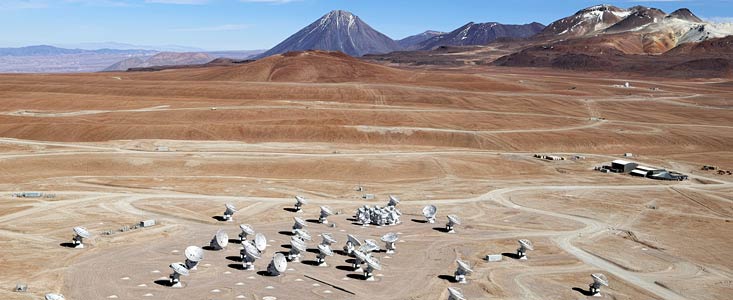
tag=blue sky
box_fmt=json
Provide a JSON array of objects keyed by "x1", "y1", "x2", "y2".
[{"x1": 1, "y1": 0, "x2": 731, "y2": 50}]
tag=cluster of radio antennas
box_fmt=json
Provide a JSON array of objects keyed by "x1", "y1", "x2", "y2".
[
  {"x1": 72, "y1": 226, "x2": 91, "y2": 249},
  {"x1": 240, "y1": 233, "x2": 267, "y2": 270},
  {"x1": 446, "y1": 215, "x2": 461, "y2": 233},
  {"x1": 381, "y1": 232, "x2": 399, "y2": 254},
  {"x1": 288, "y1": 236, "x2": 307, "y2": 262},
  {"x1": 454, "y1": 259, "x2": 473, "y2": 284},
  {"x1": 45, "y1": 293, "x2": 65, "y2": 300},
  {"x1": 319, "y1": 206, "x2": 334, "y2": 224},
  {"x1": 423, "y1": 205, "x2": 438, "y2": 223},
  {"x1": 517, "y1": 239, "x2": 534, "y2": 260},
  {"x1": 267, "y1": 253, "x2": 288, "y2": 276},
  {"x1": 294, "y1": 195, "x2": 307, "y2": 212},
  {"x1": 222, "y1": 203, "x2": 238, "y2": 222},
  {"x1": 209, "y1": 229, "x2": 229, "y2": 250},
  {"x1": 354, "y1": 203, "x2": 402, "y2": 226},
  {"x1": 350, "y1": 239, "x2": 380, "y2": 273},
  {"x1": 448, "y1": 287, "x2": 466, "y2": 300},
  {"x1": 589, "y1": 273, "x2": 609, "y2": 297}
]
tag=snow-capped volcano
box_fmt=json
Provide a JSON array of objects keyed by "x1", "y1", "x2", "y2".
[{"x1": 258, "y1": 10, "x2": 401, "y2": 58}]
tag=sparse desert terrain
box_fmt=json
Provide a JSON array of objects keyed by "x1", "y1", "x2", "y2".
[{"x1": 0, "y1": 52, "x2": 731, "y2": 300}]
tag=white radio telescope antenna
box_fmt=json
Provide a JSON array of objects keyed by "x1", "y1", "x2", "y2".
[
  {"x1": 454, "y1": 259, "x2": 473, "y2": 284},
  {"x1": 422, "y1": 205, "x2": 437, "y2": 223},
  {"x1": 343, "y1": 234, "x2": 361, "y2": 255},
  {"x1": 362, "y1": 255, "x2": 382, "y2": 281},
  {"x1": 446, "y1": 215, "x2": 461, "y2": 233},
  {"x1": 316, "y1": 243, "x2": 334, "y2": 267},
  {"x1": 184, "y1": 246, "x2": 204, "y2": 270},
  {"x1": 209, "y1": 229, "x2": 229, "y2": 250},
  {"x1": 72, "y1": 226, "x2": 91, "y2": 249},
  {"x1": 517, "y1": 239, "x2": 534, "y2": 260},
  {"x1": 589, "y1": 273, "x2": 609, "y2": 296},
  {"x1": 222, "y1": 203, "x2": 237, "y2": 222},
  {"x1": 448, "y1": 287, "x2": 466, "y2": 300},
  {"x1": 239, "y1": 224, "x2": 255, "y2": 242},
  {"x1": 267, "y1": 253, "x2": 287, "y2": 276},
  {"x1": 294, "y1": 196, "x2": 307, "y2": 212},
  {"x1": 352, "y1": 249, "x2": 368, "y2": 270},
  {"x1": 288, "y1": 237, "x2": 306, "y2": 262},
  {"x1": 293, "y1": 228, "x2": 312, "y2": 242},
  {"x1": 360, "y1": 239, "x2": 380, "y2": 254},
  {"x1": 45, "y1": 294, "x2": 65, "y2": 300},
  {"x1": 381, "y1": 233, "x2": 399, "y2": 254},
  {"x1": 254, "y1": 233, "x2": 267, "y2": 252},
  {"x1": 241, "y1": 241, "x2": 261, "y2": 270},
  {"x1": 319, "y1": 206, "x2": 334, "y2": 224},
  {"x1": 321, "y1": 232, "x2": 337, "y2": 246},
  {"x1": 292, "y1": 217, "x2": 307, "y2": 233},
  {"x1": 387, "y1": 195, "x2": 400, "y2": 207},
  {"x1": 169, "y1": 262, "x2": 189, "y2": 288}
]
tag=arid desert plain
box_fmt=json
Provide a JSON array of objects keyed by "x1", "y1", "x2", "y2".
[{"x1": 0, "y1": 52, "x2": 731, "y2": 300}]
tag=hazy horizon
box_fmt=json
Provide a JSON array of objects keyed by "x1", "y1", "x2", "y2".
[{"x1": 1, "y1": 0, "x2": 732, "y2": 51}]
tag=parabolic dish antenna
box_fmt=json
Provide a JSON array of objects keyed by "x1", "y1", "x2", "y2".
[
  {"x1": 185, "y1": 246, "x2": 204, "y2": 262},
  {"x1": 73, "y1": 226, "x2": 91, "y2": 238},
  {"x1": 295, "y1": 196, "x2": 307, "y2": 205},
  {"x1": 294, "y1": 217, "x2": 307, "y2": 227},
  {"x1": 239, "y1": 224, "x2": 255, "y2": 235},
  {"x1": 215, "y1": 230, "x2": 229, "y2": 248},
  {"x1": 457, "y1": 259, "x2": 473, "y2": 273},
  {"x1": 243, "y1": 241, "x2": 262, "y2": 259},
  {"x1": 353, "y1": 249, "x2": 368, "y2": 262},
  {"x1": 364, "y1": 255, "x2": 382, "y2": 271},
  {"x1": 45, "y1": 294, "x2": 65, "y2": 300},
  {"x1": 321, "y1": 233, "x2": 336, "y2": 245},
  {"x1": 381, "y1": 232, "x2": 399, "y2": 243},
  {"x1": 347, "y1": 234, "x2": 362, "y2": 247},
  {"x1": 388, "y1": 195, "x2": 400, "y2": 206},
  {"x1": 225, "y1": 203, "x2": 238, "y2": 213},
  {"x1": 291, "y1": 237, "x2": 307, "y2": 252},
  {"x1": 254, "y1": 233, "x2": 267, "y2": 252},
  {"x1": 362, "y1": 239, "x2": 379, "y2": 252},
  {"x1": 170, "y1": 262, "x2": 190, "y2": 276},
  {"x1": 320, "y1": 206, "x2": 334, "y2": 216},
  {"x1": 273, "y1": 253, "x2": 287, "y2": 272},
  {"x1": 592, "y1": 273, "x2": 609, "y2": 286},
  {"x1": 448, "y1": 287, "x2": 466, "y2": 300},
  {"x1": 318, "y1": 244, "x2": 334, "y2": 256},
  {"x1": 422, "y1": 205, "x2": 437, "y2": 218},
  {"x1": 519, "y1": 239, "x2": 534, "y2": 251},
  {"x1": 294, "y1": 229, "x2": 312, "y2": 241},
  {"x1": 447, "y1": 215, "x2": 461, "y2": 225}
]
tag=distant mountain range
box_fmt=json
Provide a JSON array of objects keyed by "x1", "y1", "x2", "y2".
[
  {"x1": 414, "y1": 22, "x2": 545, "y2": 50},
  {"x1": 0, "y1": 45, "x2": 155, "y2": 56},
  {"x1": 53, "y1": 42, "x2": 206, "y2": 52},
  {"x1": 259, "y1": 10, "x2": 548, "y2": 57},
  {"x1": 104, "y1": 52, "x2": 215, "y2": 71}
]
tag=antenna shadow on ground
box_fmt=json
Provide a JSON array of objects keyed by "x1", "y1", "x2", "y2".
[
  {"x1": 432, "y1": 227, "x2": 449, "y2": 233},
  {"x1": 335, "y1": 265, "x2": 354, "y2": 271},
  {"x1": 437, "y1": 275, "x2": 456, "y2": 282},
  {"x1": 211, "y1": 216, "x2": 227, "y2": 222},
  {"x1": 228, "y1": 238, "x2": 241, "y2": 244},
  {"x1": 572, "y1": 287, "x2": 596, "y2": 296},
  {"x1": 228, "y1": 263, "x2": 246, "y2": 270},
  {"x1": 411, "y1": 218, "x2": 428, "y2": 223},
  {"x1": 202, "y1": 245, "x2": 218, "y2": 251},
  {"x1": 305, "y1": 219, "x2": 320, "y2": 224},
  {"x1": 346, "y1": 273, "x2": 368, "y2": 280},
  {"x1": 59, "y1": 242, "x2": 77, "y2": 248},
  {"x1": 301, "y1": 260, "x2": 321, "y2": 266},
  {"x1": 282, "y1": 208, "x2": 298, "y2": 213},
  {"x1": 278, "y1": 231, "x2": 294, "y2": 236},
  {"x1": 225, "y1": 256, "x2": 241, "y2": 262},
  {"x1": 153, "y1": 279, "x2": 172, "y2": 287},
  {"x1": 502, "y1": 252, "x2": 522, "y2": 259}
]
